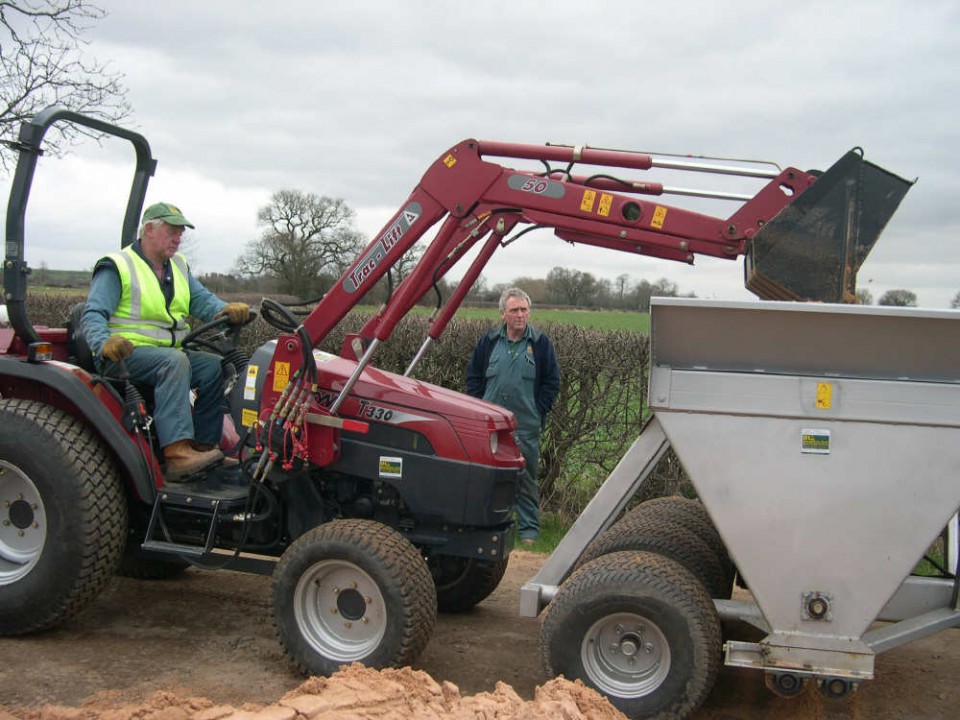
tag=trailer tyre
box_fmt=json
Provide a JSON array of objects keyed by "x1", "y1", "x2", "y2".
[
  {"x1": 272, "y1": 519, "x2": 436, "y2": 676},
  {"x1": 0, "y1": 399, "x2": 127, "y2": 634},
  {"x1": 624, "y1": 497, "x2": 736, "y2": 595},
  {"x1": 578, "y1": 514, "x2": 731, "y2": 599},
  {"x1": 542, "y1": 550, "x2": 721, "y2": 720},
  {"x1": 432, "y1": 555, "x2": 508, "y2": 612}
]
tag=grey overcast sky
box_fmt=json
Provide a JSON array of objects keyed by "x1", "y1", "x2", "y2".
[{"x1": 4, "y1": 0, "x2": 959, "y2": 306}]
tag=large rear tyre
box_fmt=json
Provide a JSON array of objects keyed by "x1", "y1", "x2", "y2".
[
  {"x1": 578, "y1": 514, "x2": 730, "y2": 599},
  {"x1": 432, "y1": 554, "x2": 508, "y2": 613},
  {"x1": 542, "y1": 550, "x2": 721, "y2": 720},
  {"x1": 0, "y1": 399, "x2": 127, "y2": 634},
  {"x1": 272, "y1": 519, "x2": 436, "y2": 676}
]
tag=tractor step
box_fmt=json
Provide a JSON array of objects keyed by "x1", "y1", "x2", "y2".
[{"x1": 142, "y1": 473, "x2": 251, "y2": 558}]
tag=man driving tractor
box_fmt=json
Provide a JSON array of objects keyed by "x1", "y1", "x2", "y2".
[{"x1": 82, "y1": 202, "x2": 250, "y2": 480}]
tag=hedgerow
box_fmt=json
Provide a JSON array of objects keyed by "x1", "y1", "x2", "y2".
[{"x1": 25, "y1": 292, "x2": 693, "y2": 516}]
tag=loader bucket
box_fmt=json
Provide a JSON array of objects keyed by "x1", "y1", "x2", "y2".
[{"x1": 744, "y1": 149, "x2": 913, "y2": 303}]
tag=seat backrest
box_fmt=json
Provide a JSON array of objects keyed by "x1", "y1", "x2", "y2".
[{"x1": 67, "y1": 301, "x2": 97, "y2": 373}]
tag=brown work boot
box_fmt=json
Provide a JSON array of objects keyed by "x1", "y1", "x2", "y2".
[
  {"x1": 163, "y1": 439, "x2": 223, "y2": 481},
  {"x1": 192, "y1": 441, "x2": 239, "y2": 466}
]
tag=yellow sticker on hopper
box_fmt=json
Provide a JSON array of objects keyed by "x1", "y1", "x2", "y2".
[{"x1": 816, "y1": 382, "x2": 832, "y2": 409}]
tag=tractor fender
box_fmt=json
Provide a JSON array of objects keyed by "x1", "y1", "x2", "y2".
[{"x1": 0, "y1": 359, "x2": 156, "y2": 503}]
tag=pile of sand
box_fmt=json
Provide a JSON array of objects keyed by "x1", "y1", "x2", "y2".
[{"x1": 0, "y1": 664, "x2": 627, "y2": 720}]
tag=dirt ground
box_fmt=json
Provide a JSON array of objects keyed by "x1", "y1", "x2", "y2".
[{"x1": 0, "y1": 550, "x2": 955, "y2": 719}]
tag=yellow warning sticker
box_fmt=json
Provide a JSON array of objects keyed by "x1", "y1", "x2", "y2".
[
  {"x1": 598, "y1": 193, "x2": 613, "y2": 217},
  {"x1": 243, "y1": 364, "x2": 259, "y2": 401},
  {"x1": 816, "y1": 382, "x2": 832, "y2": 409},
  {"x1": 272, "y1": 361, "x2": 290, "y2": 393},
  {"x1": 443, "y1": 154, "x2": 457, "y2": 168},
  {"x1": 652, "y1": 205, "x2": 668, "y2": 229},
  {"x1": 580, "y1": 189, "x2": 597, "y2": 212},
  {"x1": 241, "y1": 407, "x2": 259, "y2": 428}
]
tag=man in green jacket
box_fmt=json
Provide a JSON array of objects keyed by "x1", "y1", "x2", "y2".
[{"x1": 466, "y1": 287, "x2": 561, "y2": 545}]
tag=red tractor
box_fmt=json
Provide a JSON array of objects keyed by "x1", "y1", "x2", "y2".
[{"x1": 0, "y1": 107, "x2": 910, "y2": 676}]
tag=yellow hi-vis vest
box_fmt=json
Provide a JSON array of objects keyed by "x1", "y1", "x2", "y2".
[{"x1": 106, "y1": 247, "x2": 191, "y2": 348}]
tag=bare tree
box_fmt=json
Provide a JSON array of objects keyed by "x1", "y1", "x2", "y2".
[
  {"x1": 878, "y1": 289, "x2": 917, "y2": 307},
  {"x1": 632, "y1": 277, "x2": 688, "y2": 312},
  {"x1": 951, "y1": 291, "x2": 960, "y2": 309},
  {"x1": 614, "y1": 273, "x2": 631, "y2": 308},
  {"x1": 234, "y1": 190, "x2": 364, "y2": 299},
  {"x1": 0, "y1": 0, "x2": 130, "y2": 171},
  {"x1": 546, "y1": 266, "x2": 597, "y2": 306}
]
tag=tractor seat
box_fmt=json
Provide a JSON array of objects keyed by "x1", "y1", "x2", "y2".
[
  {"x1": 66, "y1": 302, "x2": 97, "y2": 374},
  {"x1": 66, "y1": 302, "x2": 155, "y2": 405}
]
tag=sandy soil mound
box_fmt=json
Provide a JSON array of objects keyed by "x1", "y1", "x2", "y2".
[{"x1": 0, "y1": 664, "x2": 626, "y2": 720}]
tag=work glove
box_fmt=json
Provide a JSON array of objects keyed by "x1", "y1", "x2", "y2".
[
  {"x1": 216, "y1": 302, "x2": 250, "y2": 325},
  {"x1": 102, "y1": 336, "x2": 135, "y2": 362}
]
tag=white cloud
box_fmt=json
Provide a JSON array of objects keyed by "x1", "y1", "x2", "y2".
[{"x1": 2, "y1": 0, "x2": 958, "y2": 308}]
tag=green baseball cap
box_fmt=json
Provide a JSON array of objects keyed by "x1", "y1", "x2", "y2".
[{"x1": 141, "y1": 202, "x2": 195, "y2": 228}]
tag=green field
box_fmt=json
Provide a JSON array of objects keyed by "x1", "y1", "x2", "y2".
[{"x1": 371, "y1": 305, "x2": 651, "y2": 333}]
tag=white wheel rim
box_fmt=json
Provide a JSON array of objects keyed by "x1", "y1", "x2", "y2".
[
  {"x1": 581, "y1": 611, "x2": 671, "y2": 698},
  {"x1": 293, "y1": 558, "x2": 387, "y2": 662},
  {"x1": 0, "y1": 460, "x2": 46, "y2": 584}
]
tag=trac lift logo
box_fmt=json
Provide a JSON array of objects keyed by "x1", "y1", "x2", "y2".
[{"x1": 343, "y1": 203, "x2": 421, "y2": 293}]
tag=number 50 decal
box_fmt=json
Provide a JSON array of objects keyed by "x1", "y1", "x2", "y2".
[{"x1": 507, "y1": 174, "x2": 566, "y2": 199}]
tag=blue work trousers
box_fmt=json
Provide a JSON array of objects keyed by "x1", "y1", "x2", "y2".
[
  {"x1": 516, "y1": 429, "x2": 541, "y2": 541},
  {"x1": 100, "y1": 346, "x2": 224, "y2": 449}
]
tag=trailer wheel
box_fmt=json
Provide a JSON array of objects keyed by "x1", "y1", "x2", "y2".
[
  {"x1": 624, "y1": 497, "x2": 736, "y2": 596},
  {"x1": 432, "y1": 554, "x2": 508, "y2": 612},
  {"x1": 272, "y1": 519, "x2": 436, "y2": 676},
  {"x1": 578, "y1": 514, "x2": 730, "y2": 598},
  {"x1": 542, "y1": 550, "x2": 721, "y2": 720},
  {"x1": 0, "y1": 399, "x2": 127, "y2": 634}
]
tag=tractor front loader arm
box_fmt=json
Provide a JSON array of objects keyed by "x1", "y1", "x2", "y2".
[
  {"x1": 261, "y1": 138, "x2": 911, "y2": 470},
  {"x1": 300, "y1": 139, "x2": 911, "y2": 353}
]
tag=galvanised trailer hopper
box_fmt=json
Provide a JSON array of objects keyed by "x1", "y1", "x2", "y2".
[{"x1": 524, "y1": 298, "x2": 960, "y2": 719}]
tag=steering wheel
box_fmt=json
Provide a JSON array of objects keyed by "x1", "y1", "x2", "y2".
[{"x1": 181, "y1": 308, "x2": 258, "y2": 356}]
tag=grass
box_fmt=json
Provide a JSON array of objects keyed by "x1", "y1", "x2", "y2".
[
  {"x1": 515, "y1": 511, "x2": 571, "y2": 554},
  {"x1": 913, "y1": 537, "x2": 952, "y2": 577},
  {"x1": 465, "y1": 307, "x2": 649, "y2": 333},
  {"x1": 26, "y1": 286, "x2": 87, "y2": 297},
  {"x1": 361, "y1": 305, "x2": 650, "y2": 333}
]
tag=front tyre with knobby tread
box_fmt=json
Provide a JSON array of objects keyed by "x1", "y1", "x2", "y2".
[
  {"x1": 272, "y1": 519, "x2": 436, "y2": 677},
  {"x1": 0, "y1": 399, "x2": 127, "y2": 634},
  {"x1": 542, "y1": 550, "x2": 721, "y2": 720}
]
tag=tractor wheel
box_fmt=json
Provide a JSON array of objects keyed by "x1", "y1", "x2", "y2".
[
  {"x1": 578, "y1": 514, "x2": 731, "y2": 599},
  {"x1": 542, "y1": 550, "x2": 721, "y2": 720},
  {"x1": 0, "y1": 399, "x2": 127, "y2": 634},
  {"x1": 432, "y1": 554, "x2": 508, "y2": 613},
  {"x1": 624, "y1": 497, "x2": 736, "y2": 595},
  {"x1": 272, "y1": 519, "x2": 436, "y2": 676}
]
